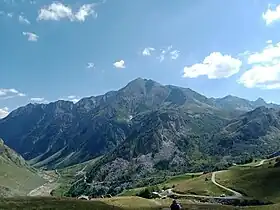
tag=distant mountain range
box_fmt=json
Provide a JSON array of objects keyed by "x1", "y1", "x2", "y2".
[{"x1": 1, "y1": 78, "x2": 280, "y2": 197}]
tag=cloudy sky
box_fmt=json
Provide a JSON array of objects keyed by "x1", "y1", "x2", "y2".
[{"x1": 1, "y1": 0, "x2": 280, "y2": 118}]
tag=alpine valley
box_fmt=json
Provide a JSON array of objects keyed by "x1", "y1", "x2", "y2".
[{"x1": 1, "y1": 78, "x2": 280, "y2": 197}]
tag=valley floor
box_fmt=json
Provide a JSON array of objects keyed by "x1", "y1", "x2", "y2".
[{"x1": 2, "y1": 157, "x2": 279, "y2": 210}]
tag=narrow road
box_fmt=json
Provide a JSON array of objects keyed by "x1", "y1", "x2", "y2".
[
  {"x1": 211, "y1": 171, "x2": 243, "y2": 198},
  {"x1": 255, "y1": 160, "x2": 265, "y2": 167},
  {"x1": 163, "y1": 171, "x2": 244, "y2": 200}
]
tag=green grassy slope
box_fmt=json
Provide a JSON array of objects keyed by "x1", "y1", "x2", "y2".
[
  {"x1": 120, "y1": 172, "x2": 230, "y2": 197},
  {"x1": 0, "y1": 196, "x2": 238, "y2": 210},
  {"x1": 0, "y1": 139, "x2": 45, "y2": 196},
  {"x1": 119, "y1": 173, "x2": 202, "y2": 196},
  {"x1": 216, "y1": 158, "x2": 280, "y2": 202},
  {"x1": 172, "y1": 173, "x2": 232, "y2": 196},
  {"x1": 1, "y1": 196, "x2": 280, "y2": 210}
]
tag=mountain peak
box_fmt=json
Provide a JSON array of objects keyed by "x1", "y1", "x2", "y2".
[
  {"x1": 121, "y1": 78, "x2": 162, "y2": 94},
  {"x1": 255, "y1": 97, "x2": 266, "y2": 103},
  {"x1": 127, "y1": 77, "x2": 160, "y2": 86},
  {"x1": 222, "y1": 95, "x2": 242, "y2": 100}
]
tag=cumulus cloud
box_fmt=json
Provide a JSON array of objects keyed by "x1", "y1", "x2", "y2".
[
  {"x1": 263, "y1": 4, "x2": 280, "y2": 25},
  {"x1": 0, "y1": 107, "x2": 9, "y2": 119},
  {"x1": 0, "y1": 88, "x2": 26, "y2": 99},
  {"x1": 37, "y1": 2, "x2": 97, "y2": 22},
  {"x1": 239, "y1": 42, "x2": 280, "y2": 89},
  {"x1": 183, "y1": 52, "x2": 242, "y2": 79},
  {"x1": 142, "y1": 47, "x2": 155, "y2": 56},
  {"x1": 113, "y1": 60, "x2": 125, "y2": 69},
  {"x1": 22, "y1": 32, "x2": 39, "y2": 41},
  {"x1": 19, "y1": 15, "x2": 31, "y2": 24},
  {"x1": 239, "y1": 64, "x2": 280, "y2": 89},
  {"x1": 247, "y1": 42, "x2": 280, "y2": 64}
]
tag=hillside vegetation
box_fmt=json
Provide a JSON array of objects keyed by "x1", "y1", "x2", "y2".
[
  {"x1": 0, "y1": 139, "x2": 45, "y2": 196},
  {"x1": 216, "y1": 158, "x2": 280, "y2": 203},
  {"x1": 1, "y1": 78, "x2": 280, "y2": 197},
  {"x1": 52, "y1": 157, "x2": 101, "y2": 196}
]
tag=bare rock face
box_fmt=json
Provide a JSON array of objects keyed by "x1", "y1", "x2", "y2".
[{"x1": 1, "y1": 78, "x2": 280, "y2": 197}]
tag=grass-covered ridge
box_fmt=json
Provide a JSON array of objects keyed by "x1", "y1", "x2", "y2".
[
  {"x1": 0, "y1": 138, "x2": 45, "y2": 197},
  {"x1": 216, "y1": 158, "x2": 280, "y2": 203}
]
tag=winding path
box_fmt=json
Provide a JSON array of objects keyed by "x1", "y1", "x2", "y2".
[
  {"x1": 164, "y1": 171, "x2": 244, "y2": 200},
  {"x1": 211, "y1": 171, "x2": 242, "y2": 198},
  {"x1": 255, "y1": 160, "x2": 265, "y2": 167}
]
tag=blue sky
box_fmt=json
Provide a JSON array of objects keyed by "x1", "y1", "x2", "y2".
[{"x1": 1, "y1": 0, "x2": 280, "y2": 118}]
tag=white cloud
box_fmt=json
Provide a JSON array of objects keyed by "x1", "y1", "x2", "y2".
[
  {"x1": 263, "y1": 4, "x2": 280, "y2": 25},
  {"x1": 19, "y1": 15, "x2": 31, "y2": 24},
  {"x1": 113, "y1": 60, "x2": 125, "y2": 69},
  {"x1": 239, "y1": 42, "x2": 280, "y2": 89},
  {"x1": 239, "y1": 64, "x2": 280, "y2": 89},
  {"x1": 18, "y1": 93, "x2": 26, "y2": 97},
  {"x1": 247, "y1": 42, "x2": 280, "y2": 64},
  {"x1": 157, "y1": 45, "x2": 173, "y2": 62},
  {"x1": 0, "y1": 107, "x2": 9, "y2": 119},
  {"x1": 7, "y1": 12, "x2": 13, "y2": 18},
  {"x1": 67, "y1": 95, "x2": 80, "y2": 103},
  {"x1": 75, "y1": 4, "x2": 97, "y2": 21},
  {"x1": 141, "y1": 45, "x2": 180, "y2": 62},
  {"x1": 37, "y1": 2, "x2": 96, "y2": 22},
  {"x1": 67, "y1": 95, "x2": 76, "y2": 99},
  {"x1": 37, "y1": 2, "x2": 72, "y2": 21},
  {"x1": 22, "y1": 32, "x2": 39, "y2": 42},
  {"x1": 183, "y1": 52, "x2": 242, "y2": 79},
  {"x1": 142, "y1": 47, "x2": 155, "y2": 56},
  {"x1": 0, "y1": 88, "x2": 26, "y2": 99},
  {"x1": 71, "y1": 99, "x2": 79, "y2": 103},
  {"x1": 170, "y1": 50, "x2": 180, "y2": 60},
  {"x1": 87, "y1": 62, "x2": 95, "y2": 69},
  {"x1": 59, "y1": 95, "x2": 80, "y2": 103},
  {"x1": 30, "y1": 97, "x2": 45, "y2": 102}
]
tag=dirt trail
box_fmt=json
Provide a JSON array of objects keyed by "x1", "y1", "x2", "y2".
[
  {"x1": 211, "y1": 171, "x2": 243, "y2": 198},
  {"x1": 255, "y1": 160, "x2": 265, "y2": 167}
]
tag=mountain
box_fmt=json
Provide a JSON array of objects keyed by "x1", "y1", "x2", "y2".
[
  {"x1": 67, "y1": 106, "x2": 280, "y2": 197},
  {"x1": 209, "y1": 107, "x2": 280, "y2": 161},
  {"x1": 212, "y1": 95, "x2": 278, "y2": 115},
  {"x1": 0, "y1": 78, "x2": 231, "y2": 169},
  {"x1": 0, "y1": 138, "x2": 45, "y2": 197},
  {"x1": 1, "y1": 78, "x2": 280, "y2": 197}
]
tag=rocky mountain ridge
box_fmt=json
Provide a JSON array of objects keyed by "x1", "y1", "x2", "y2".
[
  {"x1": 0, "y1": 78, "x2": 278, "y2": 170},
  {"x1": 1, "y1": 78, "x2": 279, "y2": 197}
]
